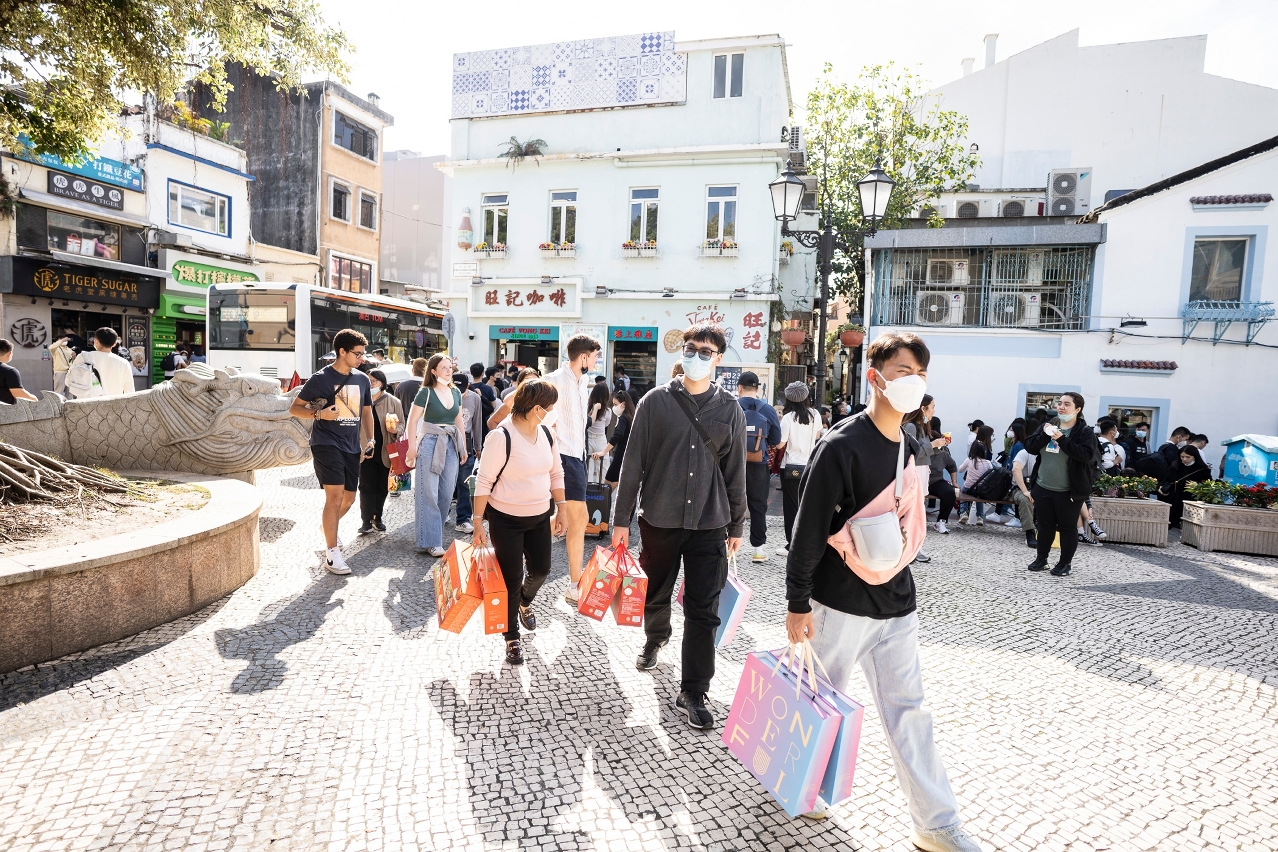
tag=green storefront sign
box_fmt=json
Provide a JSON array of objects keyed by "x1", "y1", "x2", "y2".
[
  {"x1": 152, "y1": 293, "x2": 208, "y2": 385},
  {"x1": 171, "y1": 259, "x2": 259, "y2": 288}
]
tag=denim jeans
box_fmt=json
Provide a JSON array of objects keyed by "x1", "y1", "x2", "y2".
[
  {"x1": 414, "y1": 433, "x2": 459, "y2": 549},
  {"x1": 810, "y1": 603, "x2": 963, "y2": 833}
]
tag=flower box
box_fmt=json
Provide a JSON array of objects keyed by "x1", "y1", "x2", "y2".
[
  {"x1": 473, "y1": 244, "x2": 507, "y2": 259},
  {"x1": 699, "y1": 243, "x2": 739, "y2": 257},
  {"x1": 1090, "y1": 497, "x2": 1170, "y2": 547},
  {"x1": 622, "y1": 245, "x2": 658, "y2": 258},
  {"x1": 540, "y1": 246, "x2": 576, "y2": 258},
  {"x1": 1180, "y1": 502, "x2": 1278, "y2": 555}
]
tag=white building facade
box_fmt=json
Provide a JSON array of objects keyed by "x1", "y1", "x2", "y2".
[
  {"x1": 865, "y1": 136, "x2": 1278, "y2": 469},
  {"x1": 439, "y1": 32, "x2": 813, "y2": 397}
]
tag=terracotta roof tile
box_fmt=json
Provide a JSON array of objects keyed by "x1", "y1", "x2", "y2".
[
  {"x1": 1100, "y1": 359, "x2": 1178, "y2": 371},
  {"x1": 1189, "y1": 194, "x2": 1273, "y2": 205}
]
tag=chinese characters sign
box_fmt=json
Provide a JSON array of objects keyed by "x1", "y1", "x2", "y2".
[
  {"x1": 171, "y1": 260, "x2": 260, "y2": 289},
  {"x1": 14, "y1": 135, "x2": 144, "y2": 191},
  {"x1": 610, "y1": 326, "x2": 657, "y2": 341},
  {"x1": 681, "y1": 304, "x2": 767, "y2": 355},
  {"x1": 469, "y1": 280, "x2": 580, "y2": 318},
  {"x1": 489, "y1": 325, "x2": 559, "y2": 341},
  {"x1": 47, "y1": 171, "x2": 124, "y2": 210}
]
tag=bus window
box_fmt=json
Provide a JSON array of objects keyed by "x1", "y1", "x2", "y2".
[{"x1": 210, "y1": 289, "x2": 296, "y2": 349}]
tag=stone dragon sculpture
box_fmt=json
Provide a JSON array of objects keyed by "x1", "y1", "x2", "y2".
[{"x1": 0, "y1": 364, "x2": 311, "y2": 475}]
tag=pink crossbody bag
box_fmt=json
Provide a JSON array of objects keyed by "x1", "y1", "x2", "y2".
[{"x1": 826, "y1": 432, "x2": 928, "y2": 585}]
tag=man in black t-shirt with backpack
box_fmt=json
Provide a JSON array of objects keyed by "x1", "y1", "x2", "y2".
[{"x1": 785, "y1": 332, "x2": 986, "y2": 852}]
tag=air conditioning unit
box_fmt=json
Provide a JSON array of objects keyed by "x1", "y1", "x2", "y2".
[
  {"x1": 991, "y1": 250, "x2": 1044, "y2": 287},
  {"x1": 999, "y1": 198, "x2": 1042, "y2": 217},
  {"x1": 1047, "y1": 168, "x2": 1092, "y2": 216},
  {"x1": 989, "y1": 292, "x2": 1042, "y2": 327},
  {"x1": 915, "y1": 291, "x2": 966, "y2": 326},
  {"x1": 926, "y1": 258, "x2": 969, "y2": 287},
  {"x1": 787, "y1": 125, "x2": 807, "y2": 173},
  {"x1": 917, "y1": 201, "x2": 948, "y2": 219}
]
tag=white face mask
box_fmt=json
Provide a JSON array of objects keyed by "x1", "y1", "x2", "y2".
[
  {"x1": 1176, "y1": 440, "x2": 1187, "y2": 448},
  {"x1": 371, "y1": 387, "x2": 382, "y2": 396},
  {"x1": 681, "y1": 353, "x2": 713, "y2": 381},
  {"x1": 875, "y1": 372, "x2": 927, "y2": 413},
  {"x1": 1058, "y1": 411, "x2": 1077, "y2": 425},
  {"x1": 539, "y1": 409, "x2": 557, "y2": 429},
  {"x1": 1006, "y1": 430, "x2": 1015, "y2": 438},
  {"x1": 612, "y1": 404, "x2": 625, "y2": 416}
]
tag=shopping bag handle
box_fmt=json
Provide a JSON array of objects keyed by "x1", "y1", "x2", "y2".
[
  {"x1": 771, "y1": 640, "x2": 832, "y2": 699},
  {"x1": 727, "y1": 551, "x2": 739, "y2": 579}
]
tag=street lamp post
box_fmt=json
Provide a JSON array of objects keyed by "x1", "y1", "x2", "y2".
[
  {"x1": 836, "y1": 347, "x2": 849, "y2": 395},
  {"x1": 768, "y1": 162, "x2": 895, "y2": 405}
]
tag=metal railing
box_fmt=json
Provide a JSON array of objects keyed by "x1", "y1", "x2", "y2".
[
  {"x1": 872, "y1": 246, "x2": 1095, "y2": 331},
  {"x1": 1181, "y1": 299, "x2": 1275, "y2": 344}
]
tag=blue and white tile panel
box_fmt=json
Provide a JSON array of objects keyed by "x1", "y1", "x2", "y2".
[{"x1": 451, "y1": 32, "x2": 686, "y2": 119}]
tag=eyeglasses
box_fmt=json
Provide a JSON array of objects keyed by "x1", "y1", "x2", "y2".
[
  {"x1": 682, "y1": 344, "x2": 721, "y2": 360},
  {"x1": 350, "y1": 349, "x2": 366, "y2": 358}
]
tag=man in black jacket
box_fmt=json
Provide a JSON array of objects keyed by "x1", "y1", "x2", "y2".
[
  {"x1": 785, "y1": 332, "x2": 986, "y2": 852},
  {"x1": 1021, "y1": 393, "x2": 1102, "y2": 576},
  {"x1": 1135, "y1": 426, "x2": 1191, "y2": 481},
  {"x1": 613, "y1": 323, "x2": 746, "y2": 730}
]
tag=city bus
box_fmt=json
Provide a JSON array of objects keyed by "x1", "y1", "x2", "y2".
[{"x1": 207, "y1": 282, "x2": 448, "y2": 386}]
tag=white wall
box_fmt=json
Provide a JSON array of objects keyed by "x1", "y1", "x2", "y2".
[
  {"x1": 930, "y1": 30, "x2": 1278, "y2": 205},
  {"x1": 381, "y1": 153, "x2": 449, "y2": 291}
]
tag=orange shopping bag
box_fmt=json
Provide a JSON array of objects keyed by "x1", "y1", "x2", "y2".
[
  {"x1": 434, "y1": 540, "x2": 481, "y2": 633},
  {"x1": 609, "y1": 547, "x2": 647, "y2": 627},
  {"x1": 577, "y1": 544, "x2": 624, "y2": 621},
  {"x1": 470, "y1": 546, "x2": 509, "y2": 635}
]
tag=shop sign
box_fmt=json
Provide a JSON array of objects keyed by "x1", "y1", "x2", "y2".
[
  {"x1": 490, "y1": 325, "x2": 559, "y2": 341},
  {"x1": 9, "y1": 256, "x2": 161, "y2": 308},
  {"x1": 559, "y1": 322, "x2": 608, "y2": 381},
  {"x1": 9, "y1": 318, "x2": 48, "y2": 348},
  {"x1": 680, "y1": 303, "x2": 767, "y2": 356},
  {"x1": 469, "y1": 279, "x2": 580, "y2": 318},
  {"x1": 47, "y1": 170, "x2": 124, "y2": 210},
  {"x1": 126, "y1": 317, "x2": 149, "y2": 376},
  {"x1": 609, "y1": 326, "x2": 658, "y2": 342},
  {"x1": 452, "y1": 262, "x2": 478, "y2": 278},
  {"x1": 171, "y1": 259, "x2": 260, "y2": 288},
  {"x1": 13, "y1": 136, "x2": 144, "y2": 191}
]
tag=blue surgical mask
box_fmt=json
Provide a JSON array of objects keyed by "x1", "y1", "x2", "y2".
[
  {"x1": 1135, "y1": 430, "x2": 1147, "y2": 439},
  {"x1": 681, "y1": 353, "x2": 712, "y2": 381}
]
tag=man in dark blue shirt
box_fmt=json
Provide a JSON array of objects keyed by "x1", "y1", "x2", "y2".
[
  {"x1": 736, "y1": 371, "x2": 780, "y2": 562},
  {"x1": 290, "y1": 329, "x2": 374, "y2": 575}
]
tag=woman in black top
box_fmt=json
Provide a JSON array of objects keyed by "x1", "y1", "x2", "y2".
[
  {"x1": 358, "y1": 369, "x2": 405, "y2": 534},
  {"x1": 597, "y1": 389, "x2": 635, "y2": 489},
  {"x1": 1159, "y1": 445, "x2": 1212, "y2": 529}
]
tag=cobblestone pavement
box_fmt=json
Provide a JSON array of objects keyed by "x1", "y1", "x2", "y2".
[{"x1": 3, "y1": 466, "x2": 1277, "y2": 852}]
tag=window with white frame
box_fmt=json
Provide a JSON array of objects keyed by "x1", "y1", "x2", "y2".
[
  {"x1": 1189, "y1": 237, "x2": 1247, "y2": 302},
  {"x1": 629, "y1": 188, "x2": 658, "y2": 243},
  {"x1": 333, "y1": 111, "x2": 378, "y2": 161},
  {"x1": 713, "y1": 53, "x2": 744, "y2": 99},
  {"x1": 331, "y1": 180, "x2": 351, "y2": 222},
  {"x1": 358, "y1": 190, "x2": 378, "y2": 230},
  {"x1": 549, "y1": 191, "x2": 577, "y2": 244},
  {"x1": 705, "y1": 186, "x2": 738, "y2": 241},
  {"x1": 168, "y1": 181, "x2": 229, "y2": 236},
  {"x1": 481, "y1": 194, "x2": 508, "y2": 245}
]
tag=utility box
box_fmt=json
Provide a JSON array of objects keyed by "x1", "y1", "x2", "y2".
[{"x1": 1221, "y1": 435, "x2": 1278, "y2": 487}]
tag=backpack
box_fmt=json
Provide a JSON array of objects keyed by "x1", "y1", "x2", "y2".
[
  {"x1": 161, "y1": 352, "x2": 177, "y2": 372},
  {"x1": 741, "y1": 400, "x2": 771, "y2": 463},
  {"x1": 65, "y1": 361, "x2": 103, "y2": 398},
  {"x1": 968, "y1": 467, "x2": 1013, "y2": 501}
]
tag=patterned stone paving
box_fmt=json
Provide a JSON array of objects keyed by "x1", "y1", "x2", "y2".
[{"x1": 2, "y1": 465, "x2": 1276, "y2": 851}]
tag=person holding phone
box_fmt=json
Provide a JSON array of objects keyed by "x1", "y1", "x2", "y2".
[
  {"x1": 289, "y1": 329, "x2": 375, "y2": 575},
  {"x1": 356, "y1": 369, "x2": 404, "y2": 536},
  {"x1": 1021, "y1": 392, "x2": 1102, "y2": 577}
]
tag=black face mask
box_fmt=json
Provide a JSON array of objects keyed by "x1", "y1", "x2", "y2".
[{"x1": 580, "y1": 364, "x2": 589, "y2": 375}]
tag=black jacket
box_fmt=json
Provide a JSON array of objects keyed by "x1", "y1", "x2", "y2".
[{"x1": 1022, "y1": 416, "x2": 1101, "y2": 499}]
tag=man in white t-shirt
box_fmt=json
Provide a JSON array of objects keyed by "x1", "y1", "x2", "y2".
[
  {"x1": 68, "y1": 327, "x2": 135, "y2": 397},
  {"x1": 1009, "y1": 449, "x2": 1038, "y2": 549}
]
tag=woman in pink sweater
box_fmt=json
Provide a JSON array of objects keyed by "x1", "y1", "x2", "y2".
[{"x1": 471, "y1": 379, "x2": 568, "y2": 665}]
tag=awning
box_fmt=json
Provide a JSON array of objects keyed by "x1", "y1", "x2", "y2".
[
  {"x1": 47, "y1": 250, "x2": 170, "y2": 280},
  {"x1": 19, "y1": 187, "x2": 152, "y2": 228}
]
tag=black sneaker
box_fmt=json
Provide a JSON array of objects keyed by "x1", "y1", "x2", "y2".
[
  {"x1": 1090, "y1": 520, "x2": 1108, "y2": 540},
  {"x1": 636, "y1": 639, "x2": 667, "y2": 671},
  {"x1": 505, "y1": 640, "x2": 524, "y2": 665},
  {"x1": 518, "y1": 602, "x2": 536, "y2": 632},
  {"x1": 1026, "y1": 530, "x2": 1038, "y2": 549},
  {"x1": 357, "y1": 523, "x2": 374, "y2": 535},
  {"x1": 372, "y1": 519, "x2": 387, "y2": 532},
  {"x1": 676, "y1": 691, "x2": 715, "y2": 729},
  {"x1": 1079, "y1": 527, "x2": 1101, "y2": 547},
  {"x1": 1050, "y1": 563, "x2": 1072, "y2": 577},
  {"x1": 1027, "y1": 558, "x2": 1050, "y2": 572}
]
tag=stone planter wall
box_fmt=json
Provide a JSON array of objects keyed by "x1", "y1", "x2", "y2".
[
  {"x1": 1090, "y1": 496, "x2": 1171, "y2": 546},
  {"x1": 1181, "y1": 501, "x2": 1278, "y2": 556}
]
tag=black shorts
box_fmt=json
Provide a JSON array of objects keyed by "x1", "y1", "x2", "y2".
[
  {"x1": 312, "y1": 446, "x2": 360, "y2": 492},
  {"x1": 560, "y1": 454, "x2": 587, "y2": 502}
]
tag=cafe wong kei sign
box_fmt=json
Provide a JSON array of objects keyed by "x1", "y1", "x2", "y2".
[{"x1": 468, "y1": 277, "x2": 581, "y2": 318}]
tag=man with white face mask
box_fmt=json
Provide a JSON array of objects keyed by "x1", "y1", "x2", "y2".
[{"x1": 785, "y1": 332, "x2": 986, "y2": 852}]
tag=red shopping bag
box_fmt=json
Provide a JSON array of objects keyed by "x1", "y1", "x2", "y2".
[
  {"x1": 470, "y1": 546, "x2": 509, "y2": 635},
  {"x1": 578, "y1": 545, "x2": 623, "y2": 621},
  {"x1": 609, "y1": 547, "x2": 647, "y2": 627},
  {"x1": 434, "y1": 540, "x2": 481, "y2": 633},
  {"x1": 387, "y1": 438, "x2": 411, "y2": 475}
]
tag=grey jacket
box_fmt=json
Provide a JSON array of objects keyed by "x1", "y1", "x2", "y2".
[{"x1": 613, "y1": 378, "x2": 747, "y2": 537}]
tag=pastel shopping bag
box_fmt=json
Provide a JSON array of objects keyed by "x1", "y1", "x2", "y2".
[
  {"x1": 676, "y1": 554, "x2": 752, "y2": 647},
  {"x1": 608, "y1": 547, "x2": 647, "y2": 627},
  {"x1": 578, "y1": 545, "x2": 623, "y2": 621},
  {"x1": 469, "y1": 546, "x2": 509, "y2": 635},
  {"x1": 721, "y1": 645, "x2": 841, "y2": 818},
  {"x1": 434, "y1": 540, "x2": 481, "y2": 633}
]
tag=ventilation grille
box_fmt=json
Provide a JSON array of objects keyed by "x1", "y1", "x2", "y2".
[
  {"x1": 957, "y1": 202, "x2": 979, "y2": 218},
  {"x1": 918, "y1": 206, "x2": 936, "y2": 219},
  {"x1": 1052, "y1": 173, "x2": 1078, "y2": 195},
  {"x1": 258, "y1": 367, "x2": 279, "y2": 378},
  {"x1": 1050, "y1": 197, "x2": 1075, "y2": 215},
  {"x1": 1002, "y1": 201, "x2": 1024, "y2": 218}
]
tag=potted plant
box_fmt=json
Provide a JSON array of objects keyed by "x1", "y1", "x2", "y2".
[
  {"x1": 1181, "y1": 481, "x2": 1278, "y2": 555},
  {"x1": 837, "y1": 323, "x2": 866, "y2": 347},
  {"x1": 700, "y1": 239, "x2": 739, "y2": 257},
  {"x1": 780, "y1": 326, "x2": 807, "y2": 346},
  {"x1": 1090, "y1": 474, "x2": 1170, "y2": 546},
  {"x1": 623, "y1": 240, "x2": 657, "y2": 258},
  {"x1": 779, "y1": 240, "x2": 794, "y2": 263},
  {"x1": 474, "y1": 242, "x2": 506, "y2": 258}
]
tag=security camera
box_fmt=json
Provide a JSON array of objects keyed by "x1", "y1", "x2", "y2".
[{"x1": 468, "y1": 332, "x2": 475, "y2": 340}]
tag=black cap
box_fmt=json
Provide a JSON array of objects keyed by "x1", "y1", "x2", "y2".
[{"x1": 738, "y1": 370, "x2": 760, "y2": 387}]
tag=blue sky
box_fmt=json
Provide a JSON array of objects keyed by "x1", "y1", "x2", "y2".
[{"x1": 313, "y1": 0, "x2": 1278, "y2": 155}]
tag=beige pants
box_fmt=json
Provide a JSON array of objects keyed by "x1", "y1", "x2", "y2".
[{"x1": 53, "y1": 371, "x2": 67, "y2": 394}]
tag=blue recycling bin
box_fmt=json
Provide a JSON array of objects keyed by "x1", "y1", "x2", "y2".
[{"x1": 1221, "y1": 435, "x2": 1278, "y2": 487}]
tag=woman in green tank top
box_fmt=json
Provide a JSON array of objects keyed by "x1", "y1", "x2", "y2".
[{"x1": 405, "y1": 354, "x2": 468, "y2": 556}]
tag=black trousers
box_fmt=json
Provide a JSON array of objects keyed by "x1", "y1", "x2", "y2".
[
  {"x1": 638, "y1": 518, "x2": 728, "y2": 694},
  {"x1": 781, "y1": 464, "x2": 804, "y2": 546},
  {"x1": 927, "y1": 479, "x2": 957, "y2": 521},
  {"x1": 745, "y1": 461, "x2": 771, "y2": 547},
  {"x1": 1032, "y1": 485, "x2": 1084, "y2": 565},
  {"x1": 358, "y1": 458, "x2": 390, "y2": 524},
  {"x1": 484, "y1": 505, "x2": 554, "y2": 641}
]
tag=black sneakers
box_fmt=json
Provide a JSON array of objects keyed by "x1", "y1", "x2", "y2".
[
  {"x1": 676, "y1": 691, "x2": 715, "y2": 729},
  {"x1": 518, "y1": 603, "x2": 536, "y2": 632},
  {"x1": 1025, "y1": 530, "x2": 1038, "y2": 549},
  {"x1": 372, "y1": 519, "x2": 387, "y2": 532},
  {"x1": 636, "y1": 639, "x2": 667, "y2": 671},
  {"x1": 1050, "y1": 563, "x2": 1072, "y2": 577},
  {"x1": 357, "y1": 522, "x2": 374, "y2": 535},
  {"x1": 505, "y1": 640, "x2": 524, "y2": 665},
  {"x1": 1027, "y1": 558, "x2": 1050, "y2": 572}
]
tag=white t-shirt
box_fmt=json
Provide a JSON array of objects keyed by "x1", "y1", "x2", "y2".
[
  {"x1": 544, "y1": 364, "x2": 591, "y2": 459},
  {"x1": 780, "y1": 411, "x2": 822, "y2": 466},
  {"x1": 1013, "y1": 449, "x2": 1037, "y2": 488},
  {"x1": 72, "y1": 350, "x2": 134, "y2": 397}
]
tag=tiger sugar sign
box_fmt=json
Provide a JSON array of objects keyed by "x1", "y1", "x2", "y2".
[
  {"x1": 434, "y1": 541, "x2": 481, "y2": 633},
  {"x1": 609, "y1": 548, "x2": 647, "y2": 627},
  {"x1": 577, "y1": 545, "x2": 623, "y2": 621}
]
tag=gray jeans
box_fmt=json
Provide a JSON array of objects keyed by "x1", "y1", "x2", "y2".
[
  {"x1": 1011, "y1": 489, "x2": 1036, "y2": 531},
  {"x1": 810, "y1": 603, "x2": 963, "y2": 832}
]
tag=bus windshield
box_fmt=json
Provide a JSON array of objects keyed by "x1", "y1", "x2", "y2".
[{"x1": 210, "y1": 288, "x2": 296, "y2": 350}]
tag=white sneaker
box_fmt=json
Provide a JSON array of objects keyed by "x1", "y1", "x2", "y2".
[
  {"x1": 752, "y1": 547, "x2": 768, "y2": 562},
  {"x1": 984, "y1": 513, "x2": 1005, "y2": 525},
  {"x1": 974, "y1": 515, "x2": 985, "y2": 526},
  {"x1": 911, "y1": 825, "x2": 987, "y2": 852},
  {"x1": 427, "y1": 547, "x2": 446, "y2": 558},
  {"x1": 456, "y1": 521, "x2": 474, "y2": 533},
  {"x1": 933, "y1": 521, "x2": 949, "y2": 534},
  {"x1": 1005, "y1": 517, "x2": 1023, "y2": 529},
  {"x1": 958, "y1": 512, "x2": 969, "y2": 525},
  {"x1": 324, "y1": 548, "x2": 351, "y2": 575},
  {"x1": 776, "y1": 545, "x2": 789, "y2": 557},
  {"x1": 564, "y1": 586, "x2": 580, "y2": 605}
]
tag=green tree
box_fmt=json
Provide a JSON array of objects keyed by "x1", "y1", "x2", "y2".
[
  {"x1": 805, "y1": 62, "x2": 980, "y2": 306},
  {"x1": 0, "y1": 0, "x2": 351, "y2": 162}
]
